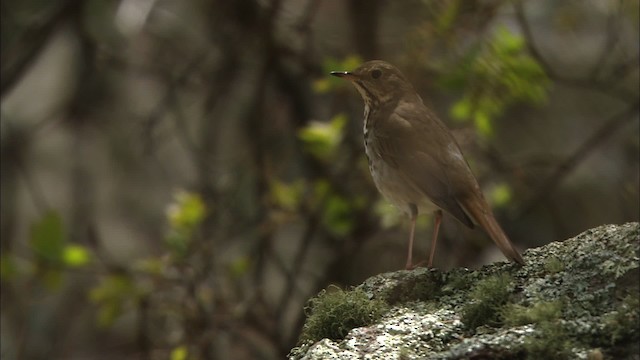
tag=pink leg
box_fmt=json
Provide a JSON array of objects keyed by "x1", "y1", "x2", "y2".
[
  {"x1": 405, "y1": 204, "x2": 418, "y2": 270},
  {"x1": 405, "y1": 214, "x2": 417, "y2": 269},
  {"x1": 427, "y1": 210, "x2": 443, "y2": 268}
]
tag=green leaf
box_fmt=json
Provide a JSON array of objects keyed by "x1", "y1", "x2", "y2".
[
  {"x1": 298, "y1": 113, "x2": 347, "y2": 160},
  {"x1": 165, "y1": 190, "x2": 207, "y2": 257},
  {"x1": 444, "y1": 25, "x2": 549, "y2": 138},
  {"x1": 170, "y1": 346, "x2": 188, "y2": 360},
  {"x1": 30, "y1": 211, "x2": 66, "y2": 263},
  {"x1": 270, "y1": 179, "x2": 305, "y2": 211},
  {"x1": 489, "y1": 183, "x2": 512, "y2": 208},
  {"x1": 63, "y1": 245, "x2": 91, "y2": 267},
  {"x1": 450, "y1": 97, "x2": 471, "y2": 121},
  {"x1": 474, "y1": 111, "x2": 492, "y2": 136},
  {"x1": 89, "y1": 274, "x2": 136, "y2": 327},
  {"x1": 322, "y1": 195, "x2": 354, "y2": 236},
  {"x1": 166, "y1": 190, "x2": 207, "y2": 231}
]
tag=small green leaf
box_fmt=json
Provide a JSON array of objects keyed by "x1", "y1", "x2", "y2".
[
  {"x1": 270, "y1": 179, "x2": 305, "y2": 211},
  {"x1": 170, "y1": 346, "x2": 188, "y2": 360},
  {"x1": 444, "y1": 25, "x2": 549, "y2": 139},
  {"x1": 322, "y1": 195, "x2": 353, "y2": 236},
  {"x1": 298, "y1": 114, "x2": 347, "y2": 160},
  {"x1": 30, "y1": 211, "x2": 66, "y2": 263},
  {"x1": 450, "y1": 98, "x2": 471, "y2": 121},
  {"x1": 89, "y1": 274, "x2": 136, "y2": 327},
  {"x1": 166, "y1": 190, "x2": 207, "y2": 231},
  {"x1": 489, "y1": 183, "x2": 512, "y2": 207},
  {"x1": 165, "y1": 190, "x2": 207, "y2": 257},
  {"x1": 374, "y1": 200, "x2": 403, "y2": 229},
  {"x1": 63, "y1": 245, "x2": 91, "y2": 267}
]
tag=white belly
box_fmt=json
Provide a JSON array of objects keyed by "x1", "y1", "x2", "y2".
[{"x1": 366, "y1": 148, "x2": 438, "y2": 216}]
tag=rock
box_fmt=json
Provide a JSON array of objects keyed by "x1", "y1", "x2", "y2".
[{"x1": 289, "y1": 223, "x2": 640, "y2": 360}]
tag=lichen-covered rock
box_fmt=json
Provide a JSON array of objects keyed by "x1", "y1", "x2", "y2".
[{"x1": 289, "y1": 223, "x2": 639, "y2": 360}]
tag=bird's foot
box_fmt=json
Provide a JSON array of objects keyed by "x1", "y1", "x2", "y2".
[{"x1": 404, "y1": 260, "x2": 427, "y2": 270}]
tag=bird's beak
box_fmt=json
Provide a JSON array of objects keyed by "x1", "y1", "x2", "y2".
[{"x1": 330, "y1": 71, "x2": 357, "y2": 81}]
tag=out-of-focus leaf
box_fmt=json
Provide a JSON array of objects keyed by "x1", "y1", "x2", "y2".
[
  {"x1": 165, "y1": 190, "x2": 207, "y2": 257},
  {"x1": 298, "y1": 113, "x2": 347, "y2": 160},
  {"x1": 269, "y1": 179, "x2": 305, "y2": 211},
  {"x1": 89, "y1": 274, "x2": 136, "y2": 327},
  {"x1": 228, "y1": 256, "x2": 250, "y2": 278},
  {"x1": 322, "y1": 195, "x2": 353, "y2": 236},
  {"x1": 435, "y1": 0, "x2": 460, "y2": 33},
  {"x1": 170, "y1": 346, "x2": 188, "y2": 360},
  {"x1": 63, "y1": 245, "x2": 91, "y2": 267},
  {"x1": 443, "y1": 25, "x2": 550, "y2": 138},
  {"x1": 30, "y1": 211, "x2": 65, "y2": 263},
  {"x1": 489, "y1": 183, "x2": 512, "y2": 208},
  {"x1": 474, "y1": 111, "x2": 492, "y2": 136},
  {"x1": 451, "y1": 97, "x2": 471, "y2": 121},
  {"x1": 374, "y1": 199, "x2": 403, "y2": 229},
  {"x1": 166, "y1": 190, "x2": 207, "y2": 231}
]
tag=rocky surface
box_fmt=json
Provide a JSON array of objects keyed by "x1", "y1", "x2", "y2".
[{"x1": 289, "y1": 223, "x2": 640, "y2": 360}]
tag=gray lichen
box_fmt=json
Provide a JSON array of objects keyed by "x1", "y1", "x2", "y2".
[{"x1": 289, "y1": 222, "x2": 640, "y2": 360}]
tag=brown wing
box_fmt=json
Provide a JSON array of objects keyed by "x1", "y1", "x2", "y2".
[{"x1": 370, "y1": 100, "x2": 476, "y2": 228}]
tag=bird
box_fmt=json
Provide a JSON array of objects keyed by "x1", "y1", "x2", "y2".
[{"x1": 331, "y1": 60, "x2": 525, "y2": 269}]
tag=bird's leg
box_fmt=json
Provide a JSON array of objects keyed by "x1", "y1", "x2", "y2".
[
  {"x1": 405, "y1": 204, "x2": 418, "y2": 270},
  {"x1": 427, "y1": 210, "x2": 443, "y2": 268}
]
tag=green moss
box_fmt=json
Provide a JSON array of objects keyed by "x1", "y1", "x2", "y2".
[
  {"x1": 543, "y1": 256, "x2": 565, "y2": 274},
  {"x1": 441, "y1": 271, "x2": 473, "y2": 294},
  {"x1": 502, "y1": 300, "x2": 563, "y2": 326},
  {"x1": 462, "y1": 274, "x2": 514, "y2": 330},
  {"x1": 602, "y1": 294, "x2": 640, "y2": 346},
  {"x1": 298, "y1": 286, "x2": 389, "y2": 343},
  {"x1": 524, "y1": 321, "x2": 575, "y2": 360}
]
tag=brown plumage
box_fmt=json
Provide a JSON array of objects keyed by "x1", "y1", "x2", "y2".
[{"x1": 331, "y1": 60, "x2": 525, "y2": 268}]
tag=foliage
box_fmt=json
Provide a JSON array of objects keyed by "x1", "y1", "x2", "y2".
[
  {"x1": 298, "y1": 113, "x2": 348, "y2": 161},
  {"x1": 445, "y1": 26, "x2": 550, "y2": 137},
  {"x1": 165, "y1": 190, "x2": 207, "y2": 258},
  {"x1": 89, "y1": 274, "x2": 139, "y2": 328},
  {"x1": 523, "y1": 321, "x2": 575, "y2": 360},
  {"x1": 501, "y1": 300, "x2": 563, "y2": 326},
  {"x1": 299, "y1": 286, "x2": 389, "y2": 343},
  {"x1": 462, "y1": 273, "x2": 514, "y2": 329}
]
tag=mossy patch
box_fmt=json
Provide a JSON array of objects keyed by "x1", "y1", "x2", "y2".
[
  {"x1": 601, "y1": 294, "x2": 640, "y2": 346},
  {"x1": 298, "y1": 286, "x2": 389, "y2": 343},
  {"x1": 462, "y1": 273, "x2": 514, "y2": 330},
  {"x1": 502, "y1": 300, "x2": 563, "y2": 326},
  {"x1": 543, "y1": 256, "x2": 564, "y2": 274},
  {"x1": 523, "y1": 321, "x2": 575, "y2": 360}
]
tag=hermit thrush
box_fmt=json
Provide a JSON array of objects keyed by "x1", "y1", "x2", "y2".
[{"x1": 331, "y1": 60, "x2": 525, "y2": 269}]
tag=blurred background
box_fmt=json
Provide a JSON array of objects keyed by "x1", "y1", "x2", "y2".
[{"x1": 1, "y1": 0, "x2": 638, "y2": 359}]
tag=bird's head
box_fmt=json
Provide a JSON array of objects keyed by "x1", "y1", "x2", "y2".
[{"x1": 331, "y1": 60, "x2": 418, "y2": 106}]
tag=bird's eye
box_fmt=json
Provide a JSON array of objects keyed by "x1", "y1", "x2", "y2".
[{"x1": 371, "y1": 69, "x2": 382, "y2": 79}]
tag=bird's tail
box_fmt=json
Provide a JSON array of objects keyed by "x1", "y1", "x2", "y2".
[{"x1": 461, "y1": 195, "x2": 525, "y2": 265}]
